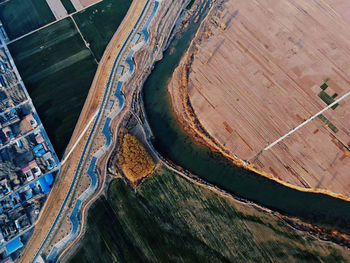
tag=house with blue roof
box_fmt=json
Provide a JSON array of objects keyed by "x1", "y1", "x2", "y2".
[{"x1": 5, "y1": 237, "x2": 23, "y2": 255}]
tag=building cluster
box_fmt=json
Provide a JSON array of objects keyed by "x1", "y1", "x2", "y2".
[{"x1": 0, "y1": 26, "x2": 60, "y2": 260}]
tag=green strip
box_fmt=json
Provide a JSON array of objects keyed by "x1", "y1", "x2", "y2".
[{"x1": 61, "y1": 0, "x2": 76, "y2": 14}]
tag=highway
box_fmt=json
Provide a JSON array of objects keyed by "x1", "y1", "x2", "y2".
[{"x1": 31, "y1": 1, "x2": 160, "y2": 262}]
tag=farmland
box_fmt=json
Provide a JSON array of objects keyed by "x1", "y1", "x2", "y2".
[
  {"x1": 168, "y1": 0, "x2": 350, "y2": 198},
  {"x1": 69, "y1": 167, "x2": 350, "y2": 263},
  {"x1": 8, "y1": 18, "x2": 97, "y2": 157},
  {"x1": 73, "y1": 0, "x2": 132, "y2": 60},
  {"x1": 0, "y1": 0, "x2": 55, "y2": 40},
  {"x1": 61, "y1": 0, "x2": 76, "y2": 14},
  {"x1": 2, "y1": 0, "x2": 133, "y2": 157}
]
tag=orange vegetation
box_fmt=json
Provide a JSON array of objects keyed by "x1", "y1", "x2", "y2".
[{"x1": 118, "y1": 132, "x2": 155, "y2": 185}]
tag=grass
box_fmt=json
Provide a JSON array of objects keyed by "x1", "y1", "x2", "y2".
[
  {"x1": 321, "y1": 83, "x2": 328, "y2": 90},
  {"x1": 186, "y1": 0, "x2": 196, "y2": 10},
  {"x1": 8, "y1": 18, "x2": 97, "y2": 157},
  {"x1": 69, "y1": 167, "x2": 350, "y2": 263},
  {"x1": 318, "y1": 90, "x2": 339, "y2": 110},
  {"x1": 318, "y1": 114, "x2": 338, "y2": 133},
  {"x1": 61, "y1": 0, "x2": 76, "y2": 14},
  {"x1": 73, "y1": 0, "x2": 132, "y2": 60},
  {"x1": 0, "y1": 0, "x2": 55, "y2": 40}
]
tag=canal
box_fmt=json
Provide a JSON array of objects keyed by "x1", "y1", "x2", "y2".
[{"x1": 142, "y1": 1, "x2": 350, "y2": 233}]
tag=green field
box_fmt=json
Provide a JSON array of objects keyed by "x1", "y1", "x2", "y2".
[
  {"x1": 8, "y1": 18, "x2": 97, "y2": 157},
  {"x1": 0, "y1": 0, "x2": 55, "y2": 40},
  {"x1": 73, "y1": 0, "x2": 132, "y2": 60},
  {"x1": 69, "y1": 167, "x2": 350, "y2": 263},
  {"x1": 61, "y1": 0, "x2": 76, "y2": 14}
]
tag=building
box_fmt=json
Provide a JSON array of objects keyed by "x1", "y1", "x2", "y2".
[
  {"x1": 5, "y1": 237, "x2": 23, "y2": 255},
  {"x1": 42, "y1": 152, "x2": 54, "y2": 169},
  {"x1": 33, "y1": 143, "x2": 46, "y2": 157},
  {"x1": 34, "y1": 132, "x2": 44, "y2": 144},
  {"x1": 21, "y1": 160, "x2": 41, "y2": 181},
  {"x1": 36, "y1": 173, "x2": 53, "y2": 194},
  {"x1": 24, "y1": 114, "x2": 37, "y2": 129},
  {"x1": 2, "y1": 127, "x2": 13, "y2": 140},
  {"x1": 0, "y1": 180, "x2": 11, "y2": 196}
]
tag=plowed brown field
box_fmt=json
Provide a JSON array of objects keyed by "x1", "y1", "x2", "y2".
[{"x1": 181, "y1": 0, "x2": 350, "y2": 197}]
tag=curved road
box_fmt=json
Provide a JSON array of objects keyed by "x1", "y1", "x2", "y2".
[
  {"x1": 29, "y1": 1, "x2": 161, "y2": 262},
  {"x1": 46, "y1": 2, "x2": 160, "y2": 260}
]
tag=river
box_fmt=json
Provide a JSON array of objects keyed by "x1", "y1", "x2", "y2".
[{"x1": 142, "y1": 1, "x2": 350, "y2": 233}]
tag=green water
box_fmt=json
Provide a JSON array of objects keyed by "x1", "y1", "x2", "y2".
[{"x1": 142, "y1": 3, "x2": 350, "y2": 233}]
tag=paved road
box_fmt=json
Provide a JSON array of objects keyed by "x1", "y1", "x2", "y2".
[{"x1": 31, "y1": 1, "x2": 158, "y2": 262}]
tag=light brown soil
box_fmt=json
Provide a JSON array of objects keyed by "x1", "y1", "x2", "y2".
[
  {"x1": 168, "y1": 0, "x2": 350, "y2": 198},
  {"x1": 78, "y1": 0, "x2": 101, "y2": 8}
]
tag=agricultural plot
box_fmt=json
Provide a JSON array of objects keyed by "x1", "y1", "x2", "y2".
[
  {"x1": 60, "y1": 0, "x2": 76, "y2": 14},
  {"x1": 8, "y1": 18, "x2": 97, "y2": 157},
  {"x1": 183, "y1": 0, "x2": 350, "y2": 197},
  {"x1": 73, "y1": 0, "x2": 132, "y2": 60},
  {"x1": 69, "y1": 167, "x2": 350, "y2": 263},
  {"x1": 0, "y1": 0, "x2": 55, "y2": 40}
]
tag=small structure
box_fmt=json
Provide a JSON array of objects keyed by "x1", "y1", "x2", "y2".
[
  {"x1": 2, "y1": 126, "x2": 14, "y2": 140},
  {"x1": 5, "y1": 237, "x2": 23, "y2": 255},
  {"x1": 33, "y1": 143, "x2": 46, "y2": 157},
  {"x1": 36, "y1": 173, "x2": 53, "y2": 194},
  {"x1": 117, "y1": 65, "x2": 125, "y2": 75},
  {"x1": 0, "y1": 179, "x2": 11, "y2": 195},
  {"x1": 35, "y1": 132, "x2": 44, "y2": 144},
  {"x1": 16, "y1": 139, "x2": 22, "y2": 148},
  {"x1": 1, "y1": 109, "x2": 19, "y2": 127},
  {"x1": 131, "y1": 33, "x2": 141, "y2": 44},
  {"x1": 42, "y1": 152, "x2": 54, "y2": 169},
  {"x1": 22, "y1": 160, "x2": 41, "y2": 181},
  {"x1": 25, "y1": 114, "x2": 37, "y2": 129}
]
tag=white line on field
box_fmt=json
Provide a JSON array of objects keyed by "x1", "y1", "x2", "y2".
[
  {"x1": 61, "y1": 110, "x2": 99, "y2": 165},
  {"x1": 264, "y1": 91, "x2": 350, "y2": 151}
]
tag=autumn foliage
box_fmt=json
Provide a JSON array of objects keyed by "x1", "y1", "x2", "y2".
[{"x1": 118, "y1": 133, "x2": 155, "y2": 184}]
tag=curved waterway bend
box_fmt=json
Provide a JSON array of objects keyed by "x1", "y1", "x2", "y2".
[{"x1": 142, "y1": 5, "x2": 350, "y2": 233}]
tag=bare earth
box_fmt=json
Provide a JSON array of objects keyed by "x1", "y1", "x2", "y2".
[
  {"x1": 45, "y1": 0, "x2": 68, "y2": 19},
  {"x1": 78, "y1": 0, "x2": 102, "y2": 8},
  {"x1": 169, "y1": 0, "x2": 350, "y2": 198}
]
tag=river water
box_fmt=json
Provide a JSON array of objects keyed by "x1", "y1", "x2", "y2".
[{"x1": 142, "y1": 2, "x2": 350, "y2": 233}]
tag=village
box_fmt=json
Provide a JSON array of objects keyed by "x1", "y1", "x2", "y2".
[{"x1": 0, "y1": 23, "x2": 60, "y2": 261}]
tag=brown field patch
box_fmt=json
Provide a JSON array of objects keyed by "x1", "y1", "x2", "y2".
[{"x1": 183, "y1": 0, "x2": 350, "y2": 196}]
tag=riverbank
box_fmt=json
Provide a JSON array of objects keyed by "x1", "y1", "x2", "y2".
[
  {"x1": 142, "y1": 0, "x2": 350, "y2": 241},
  {"x1": 68, "y1": 165, "x2": 350, "y2": 262},
  {"x1": 168, "y1": 0, "x2": 350, "y2": 201}
]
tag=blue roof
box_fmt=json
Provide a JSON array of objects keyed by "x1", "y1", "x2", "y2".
[
  {"x1": 37, "y1": 174, "x2": 53, "y2": 194},
  {"x1": 25, "y1": 190, "x2": 33, "y2": 200},
  {"x1": 36, "y1": 148, "x2": 46, "y2": 157},
  {"x1": 5, "y1": 237, "x2": 23, "y2": 254},
  {"x1": 45, "y1": 173, "x2": 53, "y2": 185},
  {"x1": 34, "y1": 144, "x2": 46, "y2": 157},
  {"x1": 33, "y1": 144, "x2": 43, "y2": 152}
]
